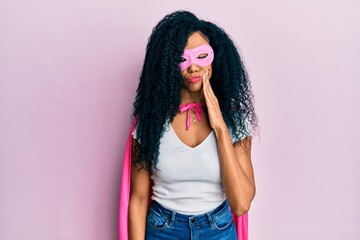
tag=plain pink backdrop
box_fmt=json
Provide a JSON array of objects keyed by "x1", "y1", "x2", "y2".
[{"x1": 1, "y1": 0, "x2": 359, "y2": 239}]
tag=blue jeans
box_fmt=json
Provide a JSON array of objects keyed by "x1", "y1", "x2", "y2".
[{"x1": 145, "y1": 200, "x2": 237, "y2": 240}]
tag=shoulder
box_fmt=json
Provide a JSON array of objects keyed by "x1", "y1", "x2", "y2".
[{"x1": 132, "y1": 119, "x2": 171, "y2": 143}]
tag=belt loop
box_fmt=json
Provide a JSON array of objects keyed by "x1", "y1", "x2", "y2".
[
  {"x1": 169, "y1": 210, "x2": 176, "y2": 226},
  {"x1": 207, "y1": 212, "x2": 215, "y2": 229}
]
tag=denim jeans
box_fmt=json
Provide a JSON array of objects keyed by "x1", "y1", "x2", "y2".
[{"x1": 145, "y1": 200, "x2": 237, "y2": 240}]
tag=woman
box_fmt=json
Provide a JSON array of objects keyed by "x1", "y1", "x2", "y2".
[{"x1": 120, "y1": 10, "x2": 258, "y2": 240}]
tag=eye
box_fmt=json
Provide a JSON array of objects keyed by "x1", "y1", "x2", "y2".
[
  {"x1": 197, "y1": 53, "x2": 208, "y2": 59},
  {"x1": 180, "y1": 57, "x2": 187, "y2": 62}
]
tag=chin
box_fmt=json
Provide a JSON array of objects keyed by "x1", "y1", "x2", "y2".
[{"x1": 187, "y1": 83, "x2": 203, "y2": 92}]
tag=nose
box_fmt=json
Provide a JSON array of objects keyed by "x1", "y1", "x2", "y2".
[{"x1": 187, "y1": 63, "x2": 200, "y2": 73}]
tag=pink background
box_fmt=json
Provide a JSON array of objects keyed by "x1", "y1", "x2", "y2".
[{"x1": 1, "y1": 0, "x2": 359, "y2": 239}]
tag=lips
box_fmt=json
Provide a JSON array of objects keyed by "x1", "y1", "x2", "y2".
[{"x1": 187, "y1": 76, "x2": 202, "y2": 83}]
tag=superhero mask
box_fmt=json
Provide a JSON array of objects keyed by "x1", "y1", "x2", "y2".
[{"x1": 179, "y1": 44, "x2": 214, "y2": 71}]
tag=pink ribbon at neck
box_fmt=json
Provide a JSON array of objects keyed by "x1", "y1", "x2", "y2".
[{"x1": 179, "y1": 102, "x2": 206, "y2": 130}]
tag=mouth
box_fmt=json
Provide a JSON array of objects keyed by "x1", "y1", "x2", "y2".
[{"x1": 187, "y1": 76, "x2": 202, "y2": 83}]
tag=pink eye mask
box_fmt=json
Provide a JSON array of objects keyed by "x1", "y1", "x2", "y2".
[{"x1": 179, "y1": 44, "x2": 214, "y2": 71}]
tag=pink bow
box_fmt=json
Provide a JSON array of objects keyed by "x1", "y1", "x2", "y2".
[{"x1": 179, "y1": 102, "x2": 206, "y2": 130}]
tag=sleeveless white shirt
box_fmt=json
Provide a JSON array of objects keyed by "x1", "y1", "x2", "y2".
[{"x1": 133, "y1": 121, "x2": 247, "y2": 215}]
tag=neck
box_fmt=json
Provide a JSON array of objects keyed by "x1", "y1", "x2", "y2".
[{"x1": 180, "y1": 88, "x2": 205, "y2": 104}]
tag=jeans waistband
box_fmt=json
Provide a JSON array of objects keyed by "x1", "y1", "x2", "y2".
[{"x1": 150, "y1": 200, "x2": 231, "y2": 225}]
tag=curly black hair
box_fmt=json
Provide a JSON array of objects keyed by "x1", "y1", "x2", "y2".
[{"x1": 132, "y1": 10, "x2": 258, "y2": 171}]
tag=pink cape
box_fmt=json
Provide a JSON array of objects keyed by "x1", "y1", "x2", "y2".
[{"x1": 119, "y1": 118, "x2": 248, "y2": 240}]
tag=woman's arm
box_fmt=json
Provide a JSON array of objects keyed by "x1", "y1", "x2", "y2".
[
  {"x1": 202, "y1": 73, "x2": 256, "y2": 216},
  {"x1": 128, "y1": 138, "x2": 150, "y2": 240},
  {"x1": 215, "y1": 130, "x2": 255, "y2": 216}
]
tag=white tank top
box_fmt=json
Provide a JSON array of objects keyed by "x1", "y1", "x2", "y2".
[{"x1": 133, "y1": 121, "x2": 246, "y2": 215}]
